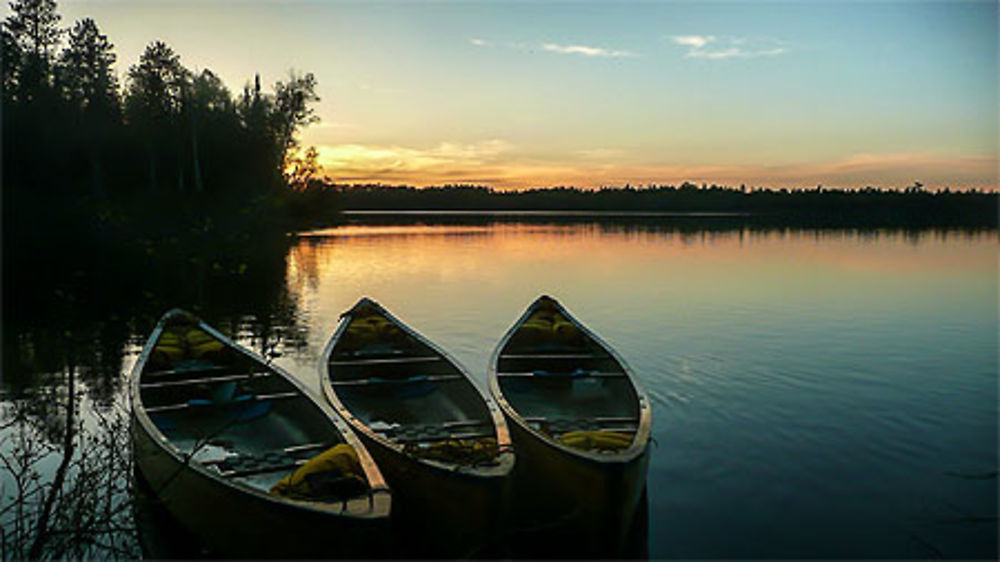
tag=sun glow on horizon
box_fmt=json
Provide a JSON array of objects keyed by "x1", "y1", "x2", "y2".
[{"x1": 313, "y1": 143, "x2": 998, "y2": 191}]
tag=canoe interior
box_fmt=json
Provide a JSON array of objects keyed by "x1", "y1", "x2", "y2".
[
  {"x1": 496, "y1": 298, "x2": 641, "y2": 446},
  {"x1": 328, "y1": 300, "x2": 499, "y2": 458},
  {"x1": 139, "y1": 314, "x2": 370, "y2": 499}
]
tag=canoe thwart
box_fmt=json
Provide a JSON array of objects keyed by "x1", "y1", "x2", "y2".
[
  {"x1": 256, "y1": 391, "x2": 300, "y2": 401},
  {"x1": 389, "y1": 429, "x2": 496, "y2": 444},
  {"x1": 524, "y1": 415, "x2": 638, "y2": 424},
  {"x1": 283, "y1": 442, "x2": 335, "y2": 454},
  {"x1": 497, "y1": 370, "x2": 623, "y2": 378},
  {"x1": 330, "y1": 374, "x2": 462, "y2": 386},
  {"x1": 140, "y1": 372, "x2": 269, "y2": 390},
  {"x1": 522, "y1": 416, "x2": 639, "y2": 434},
  {"x1": 217, "y1": 459, "x2": 306, "y2": 478},
  {"x1": 144, "y1": 364, "x2": 230, "y2": 378},
  {"x1": 500, "y1": 353, "x2": 606, "y2": 360},
  {"x1": 329, "y1": 356, "x2": 441, "y2": 366},
  {"x1": 442, "y1": 419, "x2": 489, "y2": 428},
  {"x1": 143, "y1": 391, "x2": 299, "y2": 413}
]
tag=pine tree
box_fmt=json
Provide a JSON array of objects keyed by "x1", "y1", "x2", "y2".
[{"x1": 3, "y1": 0, "x2": 62, "y2": 102}]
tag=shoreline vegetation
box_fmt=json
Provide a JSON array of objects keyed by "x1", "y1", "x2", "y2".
[
  {"x1": 324, "y1": 183, "x2": 997, "y2": 227},
  {"x1": 2, "y1": 0, "x2": 336, "y2": 252}
]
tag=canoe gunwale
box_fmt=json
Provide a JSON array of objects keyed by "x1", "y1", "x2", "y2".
[
  {"x1": 130, "y1": 308, "x2": 392, "y2": 520},
  {"x1": 320, "y1": 297, "x2": 515, "y2": 479},
  {"x1": 487, "y1": 296, "x2": 653, "y2": 465}
]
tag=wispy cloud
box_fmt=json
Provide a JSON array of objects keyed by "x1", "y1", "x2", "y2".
[
  {"x1": 541, "y1": 43, "x2": 637, "y2": 58},
  {"x1": 673, "y1": 35, "x2": 715, "y2": 49},
  {"x1": 671, "y1": 35, "x2": 787, "y2": 60},
  {"x1": 317, "y1": 140, "x2": 517, "y2": 184},
  {"x1": 470, "y1": 38, "x2": 637, "y2": 58},
  {"x1": 687, "y1": 46, "x2": 787, "y2": 60}
]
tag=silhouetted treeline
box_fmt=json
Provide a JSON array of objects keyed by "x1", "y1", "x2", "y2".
[
  {"x1": 2, "y1": 0, "x2": 334, "y2": 247},
  {"x1": 328, "y1": 182, "x2": 998, "y2": 227}
]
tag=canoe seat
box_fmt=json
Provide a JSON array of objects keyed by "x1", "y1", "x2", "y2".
[
  {"x1": 523, "y1": 416, "x2": 638, "y2": 435},
  {"x1": 376, "y1": 421, "x2": 494, "y2": 444}
]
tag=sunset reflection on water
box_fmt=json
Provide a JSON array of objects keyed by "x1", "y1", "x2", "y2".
[{"x1": 279, "y1": 220, "x2": 996, "y2": 558}]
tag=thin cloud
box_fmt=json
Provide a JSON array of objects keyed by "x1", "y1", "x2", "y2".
[
  {"x1": 672, "y1": 35, "x2": 788, "y2": 60},
  {"x1": 673, "y1": 35, "x2": 715, "y2": 49},
  {"x1": 541, "y1": 43, "x2": 637, "y2": 58},
  {"x1": 317, "y1": 140, "x2": 516, "y2": 182},
  {"x1": 687, "y1": 46, "x2": 787, "y2": 60},
  {"x1": 471, "y1": 38, "x2": 637, "y2": 58}
]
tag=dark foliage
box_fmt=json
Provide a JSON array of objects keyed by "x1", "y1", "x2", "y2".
[
  {"x1": 330, "y1": 182, "x2": 997, "y2": 227},
  {"x1": 1, "y1": 0, "x2": 334, "y2": 249}
]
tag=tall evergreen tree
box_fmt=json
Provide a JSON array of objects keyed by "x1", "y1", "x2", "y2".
[
  {"x1": 186, "y1": 69, "x2": 234, "y2": 193},
  {"x1": 124, "y1": 41, "x2": 189, "y2": 191},
  {"x1": 57, "y1": 18, "x2": 119, "y2": 196},
  {"x1": 124, "y1": 40, "x2": 186, "y2": 123},
  {"x1": 58, "y1": 18, "x2": 118, "y2": 113},
  {"x1": 3, "y1": 0, "x2": 62, "y2": 102}
]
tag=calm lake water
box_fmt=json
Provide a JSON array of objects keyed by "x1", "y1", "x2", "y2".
[{"x1": 2, "y1": 216, "x2": 997, "y2": 559}]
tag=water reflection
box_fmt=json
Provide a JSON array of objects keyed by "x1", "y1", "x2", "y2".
[
  {"x1": 1, "y1": 384, "x2": 136, "y2": 559},
  {"x1": 1, "y1": 230, "x2": 306, "y2": 559},
  {"x1": 285, "y1": 218, "x2": 997, "y2": 560},
  {"x1": 2, "y1": 217, "x2": 996, "y2": 559}
]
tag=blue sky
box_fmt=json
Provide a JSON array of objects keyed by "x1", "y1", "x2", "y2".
[{"x1": 52, "y1": 0, "x2": 999, "y2": 189}]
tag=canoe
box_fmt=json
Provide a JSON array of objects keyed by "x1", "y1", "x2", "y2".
[
  {"x1": 131, "y1": 309, "x2": 391, "y2": 559},
  {"x1": 320, "y1": 297, "x2": 514, "y2": 557},
  {"x1": 488, "y1": 295, "x2": 652, "y2": 555}
]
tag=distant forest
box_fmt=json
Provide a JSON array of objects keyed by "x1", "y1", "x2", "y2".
[
  {"x1": 2, "y1": 0, "x2": 331, "y2": 241},
  {"x1": 324, "y1": 183, "x2": 997, "y2": 227}
]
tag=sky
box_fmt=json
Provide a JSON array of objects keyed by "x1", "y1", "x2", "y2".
[{"x1": 48, "y1": 1, "x2": 1000, "y2": 190}]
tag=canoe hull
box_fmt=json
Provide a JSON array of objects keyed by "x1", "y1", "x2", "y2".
[
  {"x1": 132, "y1": 413, "x2": 391, "y2": 559},
  {"x1": 488, "y1": 296, "x2": 653, "y2": 557},
  {"x1": 321, "y1": 298, "x2": 515, "y2": 557},
  {"x1": 503, "y1": 413, "x2": 650, "y2": 557},
  {"x1": 353, "y1": 429, "x2": 511, "y2": 557}
]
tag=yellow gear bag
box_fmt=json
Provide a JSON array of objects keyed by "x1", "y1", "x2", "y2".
[{"x1": 270, "y1": 444, "x2": 364, "y2": 499}]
